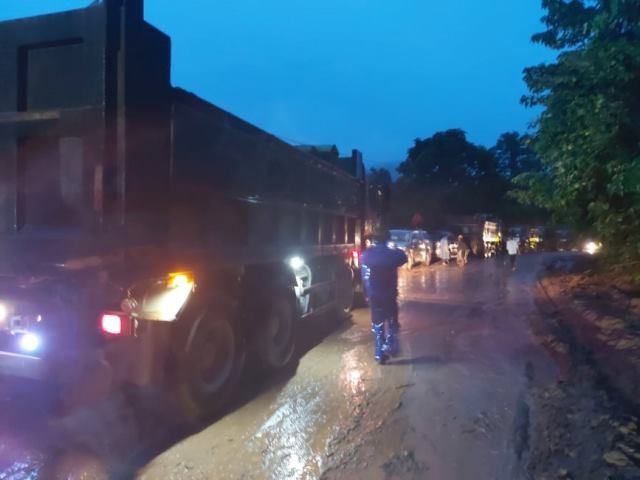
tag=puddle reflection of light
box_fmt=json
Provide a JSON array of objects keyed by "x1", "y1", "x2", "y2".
[
  {"x1": 346, "y1": 368, "x2": 363, "y2": 395},
  {"x1": 255, "y1": 391, "x2": 323, "y2": 479},
  {"x1": 2, "y1": 462, "x2": 39, "y2": 480},
  {"x1": 434, "y1": 269, "x2": 445, "y2": 291},
  {"x1": 340, "y1": 349, "x2": 372, "y2": 411}
]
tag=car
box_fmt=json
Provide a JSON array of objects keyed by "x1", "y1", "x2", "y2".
[{"x1": 387, "y1": 229, "x2": 433, "y2": 269}]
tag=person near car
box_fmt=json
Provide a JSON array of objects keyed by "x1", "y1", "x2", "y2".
[
  {"x1": 457, "y1": 234, "x2": 470, "y2": 266},
  {"x1": 360, "y1": 231, "x2": 408, "y2": 364},
  {"x1": 439, "y1": 235, "x2": 450, "y2": 265},
  {"x1": 506, "y1": 236, "x2": 520, "y2": 270}
]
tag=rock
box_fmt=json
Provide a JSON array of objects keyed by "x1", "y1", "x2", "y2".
[
  {"x1": 617, "y1": 443, "x2": 640, "y2": 461},
  {"x1": 595, "y1": 316, "x2": 626, "y2": 331},
  {"x1": 603, "y1": 450, "x2": 629, "y2": 467},
  {"x1": 614, "y1": 336, "x2": 640, "y2": 350},
  {"x1": 618, "y1": 422, "x2": 637, "y2": 435}
]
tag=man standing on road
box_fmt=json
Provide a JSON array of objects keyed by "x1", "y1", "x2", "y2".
[
  {"x1": 506, "y1": 236, "x2": 520, "y2": 270},
  {"x1": 439, "y1": 235, "x2": 450, "y2": 265},
  {"x1": 457, "y1": 234, "x2": 470, "y2": 266},
  {"x1": 361, "y1": 232, "x2": 408, "y2": 364}
]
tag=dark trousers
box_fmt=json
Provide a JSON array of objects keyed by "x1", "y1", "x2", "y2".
[
  {"x1": 370, "y1": 297, "x2": 400, "y2": 360},
  {"x1": 370, "y1": 297, "x2": 398, "y2": 328},
  {"x1": 509, "y1": 254, "x2": 517, "y2": 268}
]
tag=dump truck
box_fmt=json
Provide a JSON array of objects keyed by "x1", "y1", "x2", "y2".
[
  {"x1": 482, "y1": 221, "x2": 501, "y2": 257},
  {"x1": 0, "y1": 0, "x2": 367, "y2": 420},
  {"x1": 448, "y1": 214, "x2": 502, "y2": 257}
]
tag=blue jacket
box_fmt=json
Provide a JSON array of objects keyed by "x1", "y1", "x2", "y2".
[{"x1": 360, "y1": 244, "x2": 408, "y2": 301}]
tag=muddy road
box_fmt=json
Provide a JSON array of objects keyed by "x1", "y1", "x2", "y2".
[
  {"x1": 140, "y1": 254, "x2": 557, "y2": 479},
  {"x1": 0, "y1": 254, "x2": 558, "y2": 479}
]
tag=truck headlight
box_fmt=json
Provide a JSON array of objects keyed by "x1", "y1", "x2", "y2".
[
  {"x1": 0, "y1": 303, "x2": 8, "y2": 322},
  {"x1": 125, "y1": 272, "x2": 195, "y2": 321},
  {"x1": 18, "y1": 333, "x2": 41, "y2": 353}
]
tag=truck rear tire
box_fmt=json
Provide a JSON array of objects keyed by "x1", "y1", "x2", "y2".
[
  {"x1": 254, "y1": 292, "x2": 297, "y2": 370},
  {"x1": 353, "y1": 290, "x2": 369, "y2": 308},
  {"x1": 335, "y1": 263, "x2": 356, "y2": 314},
  {"x1": 170, "y1": 302, "x2": 245, "y2": 423}
]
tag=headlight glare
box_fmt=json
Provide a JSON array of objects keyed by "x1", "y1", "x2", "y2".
[
  {"x1": 288, "y1": 256, "x2": 305, "y2": 270},
  {"x1": 19, "y1": 333, "x2": 41, "y2": 353},
  {"x1": 584, "y1": 241, "x2": 602, "y2": 255}
]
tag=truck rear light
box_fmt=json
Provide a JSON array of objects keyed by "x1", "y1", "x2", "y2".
[{"x1": 100, "y1": 312, "x2": 131, "y2": 336}]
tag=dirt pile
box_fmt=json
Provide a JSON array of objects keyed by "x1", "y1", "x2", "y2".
[
  {"x1": 527, "y1": 367, "x2": 640, "y2": 479},
  {"x1": 526, "y1": 256, "x2": 640, "y2": 479},
  {"x1": 539, "y1": 259, "x2": 640, "y2": 406}
]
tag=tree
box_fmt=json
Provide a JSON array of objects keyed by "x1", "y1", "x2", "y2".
[
  {"x1": 367, "y1": 167, "x2": 392, "y2": 188},
  {"x1": 490, "y1": 132, "x2": 541, "y2": 180},
  {"x1": 398, "y1": 129, "x2": 487, "y2": 187},
  {"x1": 515, "y1": 0, "x2": 640, "y2": 260},
  {"x1": 396, "y1": 129, "x2": 506, "y2": 219}
]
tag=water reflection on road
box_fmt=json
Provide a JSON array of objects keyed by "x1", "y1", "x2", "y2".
[
  {"x1": 139, "y1": 318, "x2": 406, "y2": 480},
  {"x1": 0, "y1": 254, "x2": 556, "y2": 479}
]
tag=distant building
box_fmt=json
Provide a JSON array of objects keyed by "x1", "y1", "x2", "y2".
[{"x1": 297, "y1": 145, "x2": 364, "y2": 180}]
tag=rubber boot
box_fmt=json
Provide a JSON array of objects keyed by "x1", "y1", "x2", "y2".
[
  {"x1": 384, "y1": 323, "x2": 400, "y2": 357},
  {"x1": 373, "y1": 322, "x2": 388, "y2": 364}
]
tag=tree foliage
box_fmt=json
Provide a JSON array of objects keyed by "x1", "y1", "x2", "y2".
[
  {"x1": 515, "y1": 0, "x2": 640, "y2": 260},
  {"x1": 367, "y1": 167, "x2": 392, "y2": 188},
  {"x1": 490, "y1": 132, "x2": 542, "y2": 180},
  {"x1": 392, "y1": 129, "x2": 520, "y2": 227},
  {"x1": 398, "y1": 129, "x2": 499, "y2": 187}
]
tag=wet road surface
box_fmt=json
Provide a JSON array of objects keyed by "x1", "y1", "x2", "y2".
[
  {"x1": 323, "y1": 254, "x2": 558, "y2": 479},
  {"x1": 0, "y1": 253, "x2": 557, "y2": 479},
  {"x1": 141, "y1": 253, "x2": 557, "y2": 479}
]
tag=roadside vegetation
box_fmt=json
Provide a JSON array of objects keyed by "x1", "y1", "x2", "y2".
[
  {"x1": 513, "y1": 0, "x2": 640, "y2": 265},
  {"x1": 370, "y1": 1, "x2": 640, "y2": 269},
  {"x1": 369, "y1": 129, "x2": 547, "y2": 230}
]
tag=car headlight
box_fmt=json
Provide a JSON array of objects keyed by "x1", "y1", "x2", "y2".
[{"x1": 583, "y1": 241, "x2": 602, "y2": 255}]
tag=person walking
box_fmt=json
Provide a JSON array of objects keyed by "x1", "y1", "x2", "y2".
[
  {"x1": 360, "y1": 232, "x2": 407, "y2": 364},
  {"x1": 439, "y1": 235, "x2": 450, "y2": 265},
  {"x1": 457, "y1": 234, "x2": 470, "y2": 266},
  {"x1": 506, "y1": 236, "x2": 520, "y2": 270}
]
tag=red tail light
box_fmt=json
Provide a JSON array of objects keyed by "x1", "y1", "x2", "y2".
[
  {"x1": 350, "y1": 249, "x2": 361, "y2": 268},
  {"x1": 100, "y1": 312, "x2": 131, "y2": 336}
]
